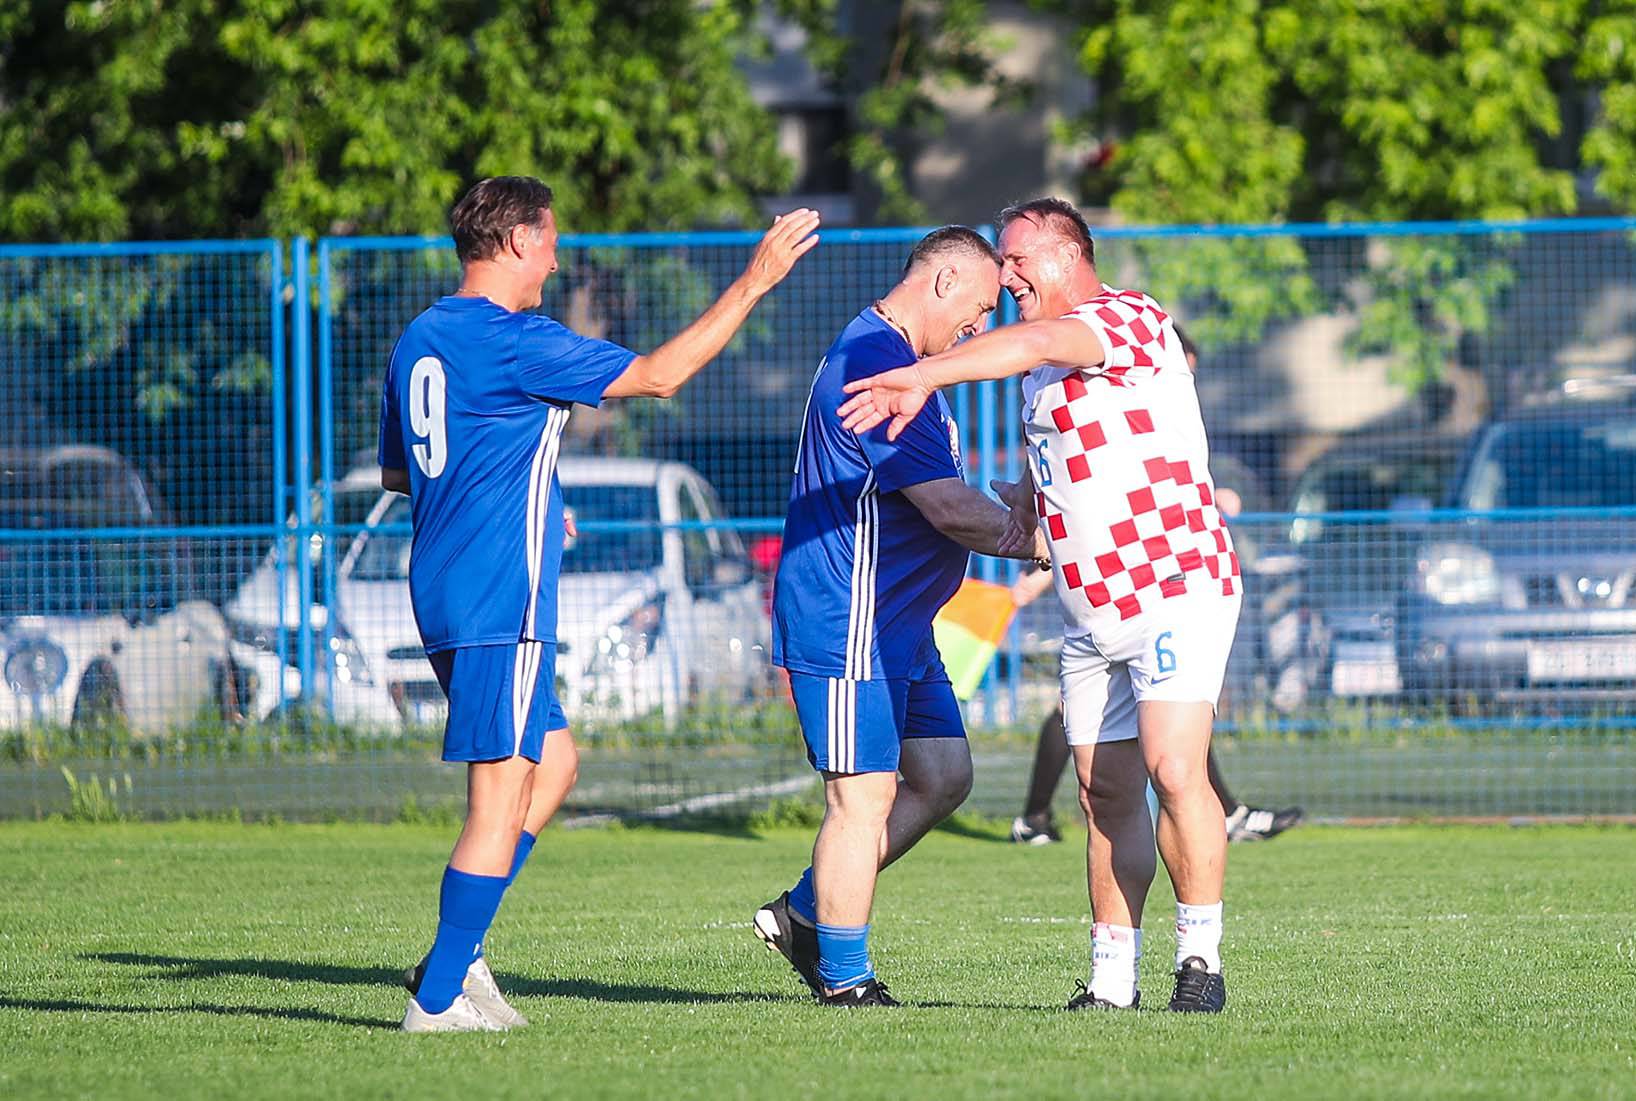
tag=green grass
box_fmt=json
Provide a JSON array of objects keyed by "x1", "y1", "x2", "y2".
[{"x1": 1, "y1": 821, "x2": 1632, "y2": 1100}]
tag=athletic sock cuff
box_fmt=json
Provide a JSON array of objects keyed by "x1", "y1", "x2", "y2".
[{"x1": 439, "y1": 866, "x2": 509, "y2": 929}]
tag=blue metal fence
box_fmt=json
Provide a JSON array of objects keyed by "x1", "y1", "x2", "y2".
[{"x1": 3, "y1": 220, "x2": 1635, "y2": 821}]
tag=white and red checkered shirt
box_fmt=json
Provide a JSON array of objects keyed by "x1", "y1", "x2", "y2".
[{"x1": 1022, "y1": 285, "x2": 1239, "y2": 636}]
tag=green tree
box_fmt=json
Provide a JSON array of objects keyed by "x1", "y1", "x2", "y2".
[
  {"x1": 1049, "y1": 0, "x2": 1636, "y2": 403},
  {"x1": 0, "y1": 0, "x2": 793, "y2": 241}
]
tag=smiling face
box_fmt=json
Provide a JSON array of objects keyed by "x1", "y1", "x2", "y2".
[
  {"x1": 514, "y1": 207, "x2": 561, "y2": 309},
  {"x1": 925, "y1": 255, "x2": 1002, "y2": 355},
  {"x1": 998, "y1": 215, "x2": 1082, "y2": 321}
]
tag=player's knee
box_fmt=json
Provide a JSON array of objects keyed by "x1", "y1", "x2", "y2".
[
  {"x1": 1146, "y1": 751, "x2": 1203, "y2": 807},
  {"x1": 932, "y1": 755, "x2": 974, "y2": 814},
  {"x1": 1081, "y1": 765, "x2": 1143, "y2": 821},
  {"x1": 556, "y1": 735, "x2": 580, "y2": 792},
  {"x1": 825, "y1": 776, "x2": 897, "y2": 825}
]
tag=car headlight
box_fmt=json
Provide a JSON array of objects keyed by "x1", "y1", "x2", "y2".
[
  {"x1": 1415, "y1": 542, "x2": 1501, "y2": 605},
  {"x1": 329, "y1": 633, "x2": 375, "y2": 687},
  {"x1": 5, "y1": 639, "x2": 69, "y2": 697},
  {"x1": 594, "y1": 598, "x2": 664, "y2": 670}
]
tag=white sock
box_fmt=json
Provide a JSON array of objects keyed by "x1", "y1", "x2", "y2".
[
  {"x1": 1089, "y1": 922, "x2": 1142, "y2": 1007},
  {"x1": 1175, "y1": 901, "x2": 1224, "y2": 973}
]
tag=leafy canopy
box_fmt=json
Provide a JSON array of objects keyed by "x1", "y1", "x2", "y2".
[{"x1": 0, "y1": 0, "x2": 793, "y2": 241}]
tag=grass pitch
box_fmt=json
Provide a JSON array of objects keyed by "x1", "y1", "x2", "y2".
[{"x1": 0, "y1": 819, "x2": 1631, "y2": 1100}]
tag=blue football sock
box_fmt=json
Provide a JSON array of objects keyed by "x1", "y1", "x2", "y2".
[
  {"x1": 787, "y1": 866, "x2": 817, "y2": 925},
  {"x1": 816, "y1": 922, "x2": 874, "y2": 992},
  {"x1": 504, "y1": 830, "x2": 538, "y2": 889},
  {"x1": 417, "y1": 866, "x2": 508, "y2": 1014}
]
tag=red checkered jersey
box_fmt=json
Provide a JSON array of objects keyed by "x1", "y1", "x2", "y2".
[{"x1": 1021, "y1": 285, "x2": 1239, "y2": 636}]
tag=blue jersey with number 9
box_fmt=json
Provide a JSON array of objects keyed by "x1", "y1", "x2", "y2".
[{"x1": 377, "y1": 295, "x2": 635, "y2": 652}]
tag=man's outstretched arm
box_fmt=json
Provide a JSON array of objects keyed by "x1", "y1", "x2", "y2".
[
  {"x1": 900, "y1": 478, "x2": 1047, "y2": 561},
  {"x1": 838, "y1": 318, "x2": 1103, "y2": 439},
  {"x1": 603, "y1": 210, "x2": 821, "y2": 399}
]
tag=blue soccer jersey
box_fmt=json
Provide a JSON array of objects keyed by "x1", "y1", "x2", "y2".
[
  {"x1": 378, "y1": 295, "x2": 636, "y2": 652},
  {"x1": 772, "y1": 309, "x2": 970, "y2": 679}
]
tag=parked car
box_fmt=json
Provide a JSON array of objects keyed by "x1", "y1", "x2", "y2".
[
  {"x1": 1396, "y1": 390, "x2": 1636, "y2": 711},
  {"x1": 0, "y1": 509, "x2": 238, "y2": 733},
  {"x1": 1282, "y1": 434, "x2": 1468, "y2": 703},
  {"x1": 223, "y1": 463, "x2": 399, "y2": 715},
  {"x1": 227, "y1": 458, "x2": 771, "y2": 726},
  {"x1": 0, "y1": 444, "x2": 165, "y2": 526}
]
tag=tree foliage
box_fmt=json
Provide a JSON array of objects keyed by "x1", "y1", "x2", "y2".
[
  {"x1": 1049, "y1": 0, "x2": 1636, "y2": 394},
  {"x1": 0, "y1": 0, "x2": 793, "y2": 242}
]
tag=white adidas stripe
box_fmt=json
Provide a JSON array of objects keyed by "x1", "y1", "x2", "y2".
[
  {"x1": 844, "y1": 472, "x2": 879, "y2": 680},
  {"x1": 523, "y1": 406, "x2": 570, "y2": 639}
]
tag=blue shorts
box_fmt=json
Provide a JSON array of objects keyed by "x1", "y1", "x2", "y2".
[
  {"x1": 428, "y1": 641, "x2": 566, "y2": 763},
  {"x1": 788, "y1": 658, "x2": 966, "y2": 775}
]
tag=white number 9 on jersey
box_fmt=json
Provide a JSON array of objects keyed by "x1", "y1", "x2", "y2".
[{"x1": 408, "y1": 355, "x2": 448, "y2": 478}]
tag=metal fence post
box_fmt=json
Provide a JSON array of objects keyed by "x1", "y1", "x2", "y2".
[
  {"x1": 317, "y1": 240, "x2": 339, "y2": 722},
  {"x1": 291, "y1": 238, "x2": 316, "y2": 708},
  {"x1": 269, "y1": 241, "x2": 291, "y2": 712}
]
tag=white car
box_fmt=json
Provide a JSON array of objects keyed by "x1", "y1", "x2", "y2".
[
  {"x1": 227, "y1": 458, "x2": 771, "y2": 727},
  {"x1": 0, "y1": 531, "x2": 236, "y2": 733}
]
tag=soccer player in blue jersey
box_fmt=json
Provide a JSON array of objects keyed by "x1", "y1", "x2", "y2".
[
  {"x1": 753, "y1": 226, "x2": 1046, "y2": 1005},
  {"x1": 379, "y1": 176, "x2": 819, "y2": 1032}
]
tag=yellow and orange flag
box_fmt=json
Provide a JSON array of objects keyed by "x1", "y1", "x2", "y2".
[{"x1": 932, "y1": 578, "x2": 1017, "y2": 701}]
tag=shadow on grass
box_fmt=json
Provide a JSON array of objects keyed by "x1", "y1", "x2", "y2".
[
  {"x1": 0, "y1": 995, "x2": 391, "y2": 1030},
  {"x1": 87, "y1": 952, "x2": 803, "y2": 1006}
]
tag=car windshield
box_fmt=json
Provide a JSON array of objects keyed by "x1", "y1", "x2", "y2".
[
  {"x1": 1292, "y1": 452, "x2": 1458, "y2": 515},
  {"x1": 348, "y1": 481, "x2": 664, "y2": 581},
  {"x1": 561, "y1": 483, "x2": 663, "y2": 574},
  {"x1": 1288, "y1": 449, "x2": 1460, "y2": 546},
  {"x1": 1457, "y1": 417, "x2": 1636, "y2": 510}
]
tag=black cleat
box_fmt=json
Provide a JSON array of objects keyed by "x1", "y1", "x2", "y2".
[
  {"x1": 1167, "y1": 956, "x2": 1226, "y2": 1013},
  {"x1": 1065, "y1": 980, "x2": 1139, "y2": 1011},
  {"x1": 1010, "y1": 814, "x2": 1062, "y2": 845},
  {"x1": 820, "y1": 978, "x2": 900, "y2": 1007},
  {"x1": 1226, "y1": 804, "x2": 1305, "y2": 842},
  {"x1": 403, "y1": 958, "x2": 426, "y2": 994},
  {"x1": 753, "y1": 892, "x2": 822, "y2": 995}
]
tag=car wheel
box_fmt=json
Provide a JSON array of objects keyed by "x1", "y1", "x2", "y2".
[{"x1": 71, "y1": 660, "x2": 127, "y2": 731}]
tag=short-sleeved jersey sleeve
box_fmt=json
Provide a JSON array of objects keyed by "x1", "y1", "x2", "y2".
[
  {"x1": 515, "y1": 314, "x2": 638, "y2": 408},
  {"x1": 857, "y1": 408, "x2": 961, "y2": 494},
  {"x1": 1067, "y1": 289, "x2": 1179, "y2": 384},
  {"x1": 377, "y1": 366, "x2": 406, "y2": 470}
]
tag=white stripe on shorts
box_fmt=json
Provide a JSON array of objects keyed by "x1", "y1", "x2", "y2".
[{"x1": 511, "y1": 640, "x2": 542, "y2": 758}]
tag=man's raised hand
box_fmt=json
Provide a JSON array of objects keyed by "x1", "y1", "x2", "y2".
[
  {"x1": 838, "y1": 364, "x2": 934, "y2": 439},
  {"x1": 741, "y1": 209, "x2": 822, "y2": 296}
]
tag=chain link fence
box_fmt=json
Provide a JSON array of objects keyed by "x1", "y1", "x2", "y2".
[{"x1": 4, "y1": 222, "x2": 1635, "y2": 821}]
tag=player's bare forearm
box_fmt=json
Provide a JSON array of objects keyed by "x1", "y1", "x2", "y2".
[
  {"x1": 381, "y1": 466, "x2": 410, "y2": 495},
  {"x1": 603, "y1": 209, "x2": 820, "y2": 399},
  {"x1": 606, "y1": 280, "x2": 763, "y2": 399},
  {"x1": 901, "y1": 478, "x2": 1034, "y2": 559},
  {"x1": 920, "y1": 319, "x2": 1106, "y2": 388},
  {"x1": 839, "y1": 321, "x2": 1103, "y2": 438}
]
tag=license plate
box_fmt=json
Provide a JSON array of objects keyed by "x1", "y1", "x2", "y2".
[
  {"x1": 1330, "y1": 643, "x2": 1400, "y2": 697},
  {"x1": 1527, "y1": 641, "x2": 1636, "y2": 682}
]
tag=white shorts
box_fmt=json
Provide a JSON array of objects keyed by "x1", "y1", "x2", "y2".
[{"x1": 1060, "y1": 591, "x2": 1242, "y2": 746}]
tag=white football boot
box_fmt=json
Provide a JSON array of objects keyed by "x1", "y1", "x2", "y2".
[
  {"x1": 400, "y1": 991, "x2": 504, "y2": 1033},
  {"x1": 461, "y1": 956, "x2": 529, "y2": 1028}
]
